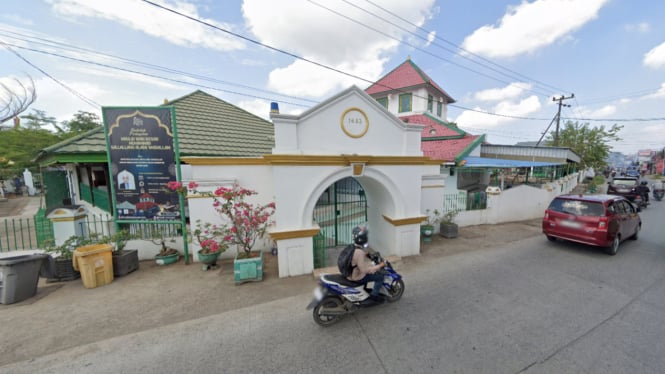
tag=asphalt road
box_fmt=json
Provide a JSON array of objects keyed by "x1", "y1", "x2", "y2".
[{"x1": 3, "y1": 199, "x2": 665, "y2": 373}]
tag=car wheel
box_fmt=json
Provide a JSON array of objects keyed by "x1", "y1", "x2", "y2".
[
  {"x1": 630, "y1": 224, "x2": 640, "y2": 240},
  {"x1": 605, "y1": 235, "x2": 620, "y2": 256},
  {"x1": 546, "y1": 235, "x2": 556, "y2": 242}
]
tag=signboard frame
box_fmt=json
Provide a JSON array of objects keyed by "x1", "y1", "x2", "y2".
[{"x1": 102, "y1": 106, "x2": 189, "y2": 263}]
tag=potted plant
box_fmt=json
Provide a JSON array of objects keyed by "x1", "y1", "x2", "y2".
[
  {"x1": 43, "y1": 236, "x2": 81, "y2": 282},
  {"x1": 421, "y1": 209, "x2": 440, "y2": 242},
  {"x1": 191, "y1": 219, "x2": 228, "y2": 271},
  {"x1": 439, "y1": 209, "x2": 459, "y2": 238},
  {"x1": 184, "y1": 182, "x2": 275, "y2": 284},
  {"x1": 108, "y1": 229, "x2": 140, "y2": 276},
  {"x1": 144, "y1": 225, "x2": 181, "y2": 266}
]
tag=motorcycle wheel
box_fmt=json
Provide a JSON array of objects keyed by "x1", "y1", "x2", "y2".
[
  {"x1": 313, "y1": 296, "x2": 344, "y2": 326},
  {"x1": 385, "y1": 279, "x2": 405, "y2": 303}
]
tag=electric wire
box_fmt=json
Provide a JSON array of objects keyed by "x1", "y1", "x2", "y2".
[
  {"x1": 347, "y1": 0, "x2": 562, "y2": 97},
  {"x1": 0, "y1": 28, "x2": 319, "y2": 105},
  {"x1": 309, "y1": 0, "x2": 556, "y2": 98},
  {"x1": 0, "y1": 39, "x2": 100, "y2": 109},
  {"x1": 3, "y1": 42, "x2": 313, "y2": 108}
]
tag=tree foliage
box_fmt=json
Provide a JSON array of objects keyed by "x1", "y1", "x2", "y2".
[
  {"x1": 61, "y1": 111, "x2": 102, "y2": 135},
  {"x1": 545, "y1": 121, "x2": 622, "y2": 170},
  {"x1": 0, "y1": 109, "x2": 102, "y2": 174},
  {"x1": 20, "y1": 109, "x2": 60, "y2": 131},
  {"x1": 0, "y1": 128, "x2": 62, "y2": 174}
]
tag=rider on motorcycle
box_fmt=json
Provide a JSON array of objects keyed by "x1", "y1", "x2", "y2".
[
  {"x1": 348, "y1": 226, "x2": 386, "y2": 303},
  {"x1": 636, "y1": 180, "x2": 650, "y2": 203},
  {"x1": 652, "y1": 181, "x2": 664, "y2": 199}
]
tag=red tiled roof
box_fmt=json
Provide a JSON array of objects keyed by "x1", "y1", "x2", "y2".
[
  {"x1": 366, "y1": 59, "x2": 455, "y2": 103},
  {"x1": 400, "y1": 114, "x2": 464, "y2": 138},
  {"x1": 422, "y1": 134, "x2": 482, "y2": 163}
]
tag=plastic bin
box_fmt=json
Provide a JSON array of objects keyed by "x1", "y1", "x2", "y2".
[
  {"x1": 0, "y1": 254, "x2": 48, "y2": 304},
  {"x1": 73, "y1": 244, "x2": 114, "y2": 289}
]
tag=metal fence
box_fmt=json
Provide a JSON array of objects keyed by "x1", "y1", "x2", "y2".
[
  {"x1": 0, "y1": 212, "x2": 183, "y2": 252},
  {"x1": 444, "y1": 191, "x2": 487, "y2": 213},
  {"x1": 0, "y1": 212, "x2": 52, "y2": 252}
]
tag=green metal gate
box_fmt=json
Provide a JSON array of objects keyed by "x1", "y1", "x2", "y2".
[
  {"x1": 42, "y1": 169, "x2": 69, "y2": 209},
  {"x1": 313, "y1": 177, "x2": 367, "y2": 251}
]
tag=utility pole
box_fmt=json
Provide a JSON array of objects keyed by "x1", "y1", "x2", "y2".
[{"x1": 552, "y1": 94, "x2": 574, "y2": 146}]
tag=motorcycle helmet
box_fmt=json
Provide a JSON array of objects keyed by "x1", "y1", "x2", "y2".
[
  {"x1": 352, "y1": 226, "x2": 369, "y2": 247},
  {"x1": 641, "y1": 181, "x2": 648, "y2": 185}
]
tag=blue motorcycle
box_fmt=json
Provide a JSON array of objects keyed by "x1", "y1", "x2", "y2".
[{"x1": 306, "y1": 251, "x2": 405, "y2": 326}]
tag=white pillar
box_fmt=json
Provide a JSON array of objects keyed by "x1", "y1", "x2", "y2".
[{"x1": 46, "y1": 206, "x2": 89, "y2": 246}]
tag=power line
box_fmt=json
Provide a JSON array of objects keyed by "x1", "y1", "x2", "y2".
[
  {"x1": 3, "y1": 42, "x2": 314, "y2": 108},
  {"x1": 362, "y1": 0, "x2": 569, "y2": 95},
  {"x1": 0, "y1": 40, "x2": 100, "y2": 109},
  {"x1": 5, "y1": 4, "x2": 663, "y2": 127},
  {"x1": 0, "y1": 28, "x2": 318, "y2": 105},
  {"x1": 310, "y1": 0, "x2": 555, "y2": 98}
]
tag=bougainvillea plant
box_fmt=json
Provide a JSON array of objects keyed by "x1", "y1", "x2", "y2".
[
  {"x1": 192, "y1": 219, "x2": 228, "y2": 255},
  {"x1": 169, "y1": 181, "x2": 276, "y2": 259}
]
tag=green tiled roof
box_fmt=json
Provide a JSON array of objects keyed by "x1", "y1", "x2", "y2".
[
  {"x1": 37, "y1": 90, "x2": 275, "y2": 165},
  {"x1": 168, "y1": 90, "x2": 274, "y2": 157}
]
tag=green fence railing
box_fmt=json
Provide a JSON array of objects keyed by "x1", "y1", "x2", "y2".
[{"x1": 0, "y1": 209, "x2": 54, "y2": 252}]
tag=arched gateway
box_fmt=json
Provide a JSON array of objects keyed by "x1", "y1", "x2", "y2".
[{"x1": 184, "y1": 86, "x2": 444, "y2": 277}]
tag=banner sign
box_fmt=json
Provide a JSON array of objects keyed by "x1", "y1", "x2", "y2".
[{"x1": 103, "y1": 108, "x2": 180, "y2": 221}]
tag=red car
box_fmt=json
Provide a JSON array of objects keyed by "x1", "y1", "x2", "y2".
[{"x1": 542, "y1": 194, "x2": 641, "y2": 255}]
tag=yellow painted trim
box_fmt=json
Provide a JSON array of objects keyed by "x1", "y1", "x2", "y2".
[
  {"x1": 264, "y1": 154, "x2": 433, "y2": 166},
  {"x1": 184, "y1": 194, "x2": 213, "y2": 199},
  {"x1": 50, "y1": 215, "x2": 87, "y2": 222},
  {"x1": 340, "y1": 107, "x2": 370, "y2": 138},
  {"x1": 269, "y1": 228, "x2": 320, "y2": 240},
  {"x1": 181, "y1": 157, "x2": 268, "y2": 165},
  {"x1": 182, "y1": 155, "x2": 438, "y2": 166},
  {"x1": 382, "y1": 215, "x2": 427, "y2": 226}
]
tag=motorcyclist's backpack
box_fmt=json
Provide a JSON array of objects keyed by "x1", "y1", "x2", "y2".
[{"x1": 337, "y1": 244, "x2": 357, "y2": 277}]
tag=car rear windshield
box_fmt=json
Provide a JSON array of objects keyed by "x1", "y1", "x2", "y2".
[
  {"x1": 548, "y1": 198, "x2": 605, "y2": 216},
  {"x1": 612, "y1": 179, "x2": 638, "y2": 186}
]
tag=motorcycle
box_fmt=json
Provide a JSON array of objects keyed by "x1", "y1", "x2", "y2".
[
  {"x1": 653, "y1": 188, "x2": 664, "y2": 202},
  {"x1": 633, "y1": 194, "x2": 648, "y2": 210},
  {"x1": 306, "y1": 250, "x2": 404, "y2": 326}
]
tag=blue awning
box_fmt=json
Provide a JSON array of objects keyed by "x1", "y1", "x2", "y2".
[{"x1": 462, "y1": 156, "x2": 562, "y2": 168}]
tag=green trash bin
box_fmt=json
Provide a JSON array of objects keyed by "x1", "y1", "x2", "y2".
[{"x1": 0, "y1": 254, "x2": 48, "y2": 304}]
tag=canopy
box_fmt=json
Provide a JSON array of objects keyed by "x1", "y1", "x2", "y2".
[{"x1": 462, "y1": 156, "x2": 562, "y2": 168}]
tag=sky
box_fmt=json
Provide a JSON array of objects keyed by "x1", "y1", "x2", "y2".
[{"x1": 1, "y1": 0, "x2": 664, "y2": 156}]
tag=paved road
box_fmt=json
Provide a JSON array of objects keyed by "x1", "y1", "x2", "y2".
[{"x1": 3, "y1": 198, "x2": 664, "y2": 373}]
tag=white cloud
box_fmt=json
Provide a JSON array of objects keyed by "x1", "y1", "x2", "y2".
[
  {"x1": 425, "y1": 31, "x2": 436, "y2": 47},
  {"x1": 455, "y1": 95, "x2": 541, "y2": 129},
  {"x1": 236, "y1": 98, "x2": 270, "y2": 120},
  {"x1": 1, "y1": 14, "x2": 33, "y2": 26},
  {"x1": 242, "y1": 0, "x2": 436, "y2": 98},
  {"x1": 640, "y1": 82, "x2": 665, "y2": 99},
  {"x1": 461, "y1": 0, "x2": 608, "y2": 58},
  {"x1": 47, "y1": 0, "x2": 245, "y2": 51},
  {"x1": 644, "y1": 41, "x2": 665, "y2": 69},
  {"x1": 27, "y1": 77, "x2": 106, "y2": 122},
  {"x1": 474, "y1": 82, "x2": 532, "y2": 101},
  {"x1": 624, "y1": 22, "x2": 650, "y2": 33},
  {"x1": 576, "y1": 104, "x2": 617, "y2": 118}
]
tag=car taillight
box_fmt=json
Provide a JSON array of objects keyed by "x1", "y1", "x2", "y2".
[
  {"x1": 544, "y1": 211, "x2": 549, "y2": 220},
  {"x1": 598, "y1": 216, "x2": 608, "y2": 228}
]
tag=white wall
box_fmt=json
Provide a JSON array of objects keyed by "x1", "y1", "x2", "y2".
[{"x1": 452, "y1": 173, "x2": 580, "y2": 227}]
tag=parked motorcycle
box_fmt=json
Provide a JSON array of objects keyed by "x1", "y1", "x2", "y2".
[{"x1": 306, "y1": 250, "x2": 404, "y2": 326}]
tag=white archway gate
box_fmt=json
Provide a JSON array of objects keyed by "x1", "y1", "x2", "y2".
[{"x1": 185, "y1": 86, "x2": 444, "y2": 277}]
